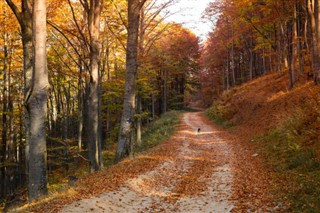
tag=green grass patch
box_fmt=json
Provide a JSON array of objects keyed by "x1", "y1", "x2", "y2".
[{"x1": 135, "y1": 110, "x2": 181, "y2": 153}]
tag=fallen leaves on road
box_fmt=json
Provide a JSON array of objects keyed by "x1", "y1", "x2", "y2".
[{"x1": 27, "y1": 112, "x2": 277, "y2": 212}]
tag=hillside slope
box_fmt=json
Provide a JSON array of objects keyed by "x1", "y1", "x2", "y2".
[{"x1": 207, "y1": 72, "x2": 320, "y2": 212}]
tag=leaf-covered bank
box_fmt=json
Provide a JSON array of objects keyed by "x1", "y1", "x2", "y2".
[{"x1": 206, "y1": 73, "x2": 320, "y2": 212}]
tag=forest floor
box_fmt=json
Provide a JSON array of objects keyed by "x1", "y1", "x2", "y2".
[{"x1": 26, "y1": 112, "x2": 275, "y2": 213}]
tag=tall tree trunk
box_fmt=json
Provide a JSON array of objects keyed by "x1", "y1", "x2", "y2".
[
  {"x1": 308, "y1": 0, "x2": 320, "y2": 83},
  {"x1": 86, "y1": 0, "x2": 104, "y2": 172},
  {"x1": 26, "y1": 0, "x2": 48, "y2": 201},
  {"x1": 136, "y1": 95, "x2": 142, "y2": 146},
  {"x1": 226, "y1": 53, "x2": 230, "y2": 90},
  {"x1": 1, "y1": 21, "x2": 8, "y2": 198},
  {"x1": 231, "y1": 22, "x2": 236, "y2": 86},
  {"x1": 78, "y1": 63, "x2": 84, "y2": 151},
  {"x1": 116, "y1": 0, "x2": 147, "y2": 161},
  {"x1": 162, "y1": 69, "x2": 167, "y2": 113},
  {"x1": 136, "y1": 6, "x2": 145, "y2": 146},
  {"x1": 249, "y1": 38, "x2": 254, "y2": 80},
  {"x1": 5, "y1": 0, "x2": 34, "y2": 200}
]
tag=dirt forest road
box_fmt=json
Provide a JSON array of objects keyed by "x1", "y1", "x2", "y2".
[{"x1": 58, "y1": 112, "x2": 274, "y2": 213}]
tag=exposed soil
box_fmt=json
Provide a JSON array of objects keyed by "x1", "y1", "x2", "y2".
[
  {"x1": 59, "y1": 112, "x2": 234, "y2": 212},
  {"x1": 15, "y1": 111, "x2": 276, "y2": 212},
  {"x1": 55, "y1": 112, "x2": 274, "y2": 212}
]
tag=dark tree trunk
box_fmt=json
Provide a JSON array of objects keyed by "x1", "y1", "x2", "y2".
[
  {"x1": 85, "y1": 0, "x2": 104, "y2": 172},
  {"x1": 5, "y1": 0, "x2": 34, "y2": 201}
]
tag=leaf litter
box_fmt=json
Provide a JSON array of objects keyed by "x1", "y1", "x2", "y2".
[{"x1": 25, "y1": 112, "x2": 276, "y2": 212}]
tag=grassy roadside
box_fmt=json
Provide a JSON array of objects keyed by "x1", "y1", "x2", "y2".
[
  {"x1": 205, "y1": 75, "x2": 320, "y2": 212},
  {"x1": 135, "y1": 110, "x2": 181, "y2": 153}
]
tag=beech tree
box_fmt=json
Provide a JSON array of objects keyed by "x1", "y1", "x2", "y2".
[
  {"x1": 81, "y1": 0, "x2": 105, "y2": 172},
  {"x1": 27, "y1": 0, "x2": 49, "y2": 200},
  {"x1": 0, "y1": 0, "x2": 199, "y2": 200},
  {"x1": 4, "y1": 0, "x2": 49, "y2": 201},
  {"x1": 116, "y1": 0, "x2": 147, "y2": 161}
]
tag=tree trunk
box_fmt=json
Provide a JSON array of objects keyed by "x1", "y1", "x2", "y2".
[
  {"x1": 86, "y1": 0, "x2": 104, "y2": 172},
  {"x1": 249, "y1": 38, "x2": 253, "y2": 80},
  {"x1": 231, "y1": 22, "x2": 236, "y2": 86},
  {"x1": 1, "y1": 23, "x2": 8, "y2": 198},
  {"x1": 26, "y1": 0, "x2": 48, "y2": 201},
  {"x1": 162, "y1": 69, "x2": 167, "y2": 113},
  {"x1": 308, "y1": 0, "x2": 320, "y2": 83},
  {"x1": 136, "y1": 95, "x2": 142, "y2": 146},
  {"x1": 116, "y1": 0, "x2": 147, "y2": 161},
  {"x1": 5, "y1": 0, "x2": 35, "y2": 201}
]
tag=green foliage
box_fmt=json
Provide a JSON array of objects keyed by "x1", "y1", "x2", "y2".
[{"x1": 135, "y1": 111, "x2": 181, "y2": 153}]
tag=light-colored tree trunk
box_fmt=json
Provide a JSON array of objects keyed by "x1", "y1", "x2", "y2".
[
  {"x1": 26, "y1": 0, "x2": 49, "y2": 201},
  {"x1": 116, "y1": 0, "x2": 147, "y2": 161},
  {"x1": 136, "y1": 95, "x2": 142, "y2": 146},
  {"x1": 136, "y1": 6, "x2": 145, "y2": 146}
]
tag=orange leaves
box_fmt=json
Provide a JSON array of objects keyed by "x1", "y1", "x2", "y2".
[{"x1": 30, "y1": 112, "x2": 281, "y2": 212}]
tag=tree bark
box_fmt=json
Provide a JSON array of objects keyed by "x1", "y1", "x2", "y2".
[
  {"x1": 5, "y1": 0, "x2": 34, "y2": 200},
  {"x1": 86, "y1": 0, "x2": 104, "y2": 172},
  {"x1": 26, "y1": 0, "x2": 49, "y2": 201},
  {"x1": 308, "y1": 0, "x2": 320, "y2": 84},
  {"x1": 116, "y1": 0, "x2": 147, "y2": 161}
]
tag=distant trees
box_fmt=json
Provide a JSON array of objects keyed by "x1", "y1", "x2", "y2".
[{"x1": 201, "y1": 0, "x2": 320, "y2": 104}]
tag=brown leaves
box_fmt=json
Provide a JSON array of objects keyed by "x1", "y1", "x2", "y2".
[{"x1": 31, "y1": 111, "x2": 280, "y2": 212}]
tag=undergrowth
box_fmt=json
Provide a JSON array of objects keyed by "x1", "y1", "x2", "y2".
[
  {"x1": 206, "y1": 85, "x2": 320, "y2": 212},
  {"x1": 206, "y1": 89, "x2": 236, "y2": 128},
  {"x1": 255, "y1": 106, "x2": 320, "y2": 212},
  {"x1": 135, "y1": 110, "x2": 181, "y2": 153}
]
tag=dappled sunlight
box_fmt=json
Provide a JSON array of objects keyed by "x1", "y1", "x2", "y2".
[
  {"x1": 267, "y1": 90, "x2": 288, "y2": 102},
  {"x1": 195, "y1": 130, "x2": 222, "y2": 135},
  {"x1": 178, "y1": 129, "x2": 224, "y2": 137},
  {"x1": 14, "y1": 188, "x2": 77, "y2": 212},
  {"x1": 135, "y1": 155, "x2": 173, "y2": 163},
  {"x1": 127, "y1": 178, "x2": 170, "y2": 197},
  {"x1": 267, "y1": 81, "x2": 312, "y2": 103},
  {"x1": 179, "y1": 129, "x2": 197, "y2": 135},
  {"x1": 182, "y1": 155, "x2": 216, "y2": 163},
  {"x1": 193, "y1": 140, "x2": 228, "y2": 146}
]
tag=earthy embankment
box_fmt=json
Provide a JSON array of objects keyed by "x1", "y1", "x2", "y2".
[{"x1": 207, "y1": 72, "x2": 320, "y2": 211}]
